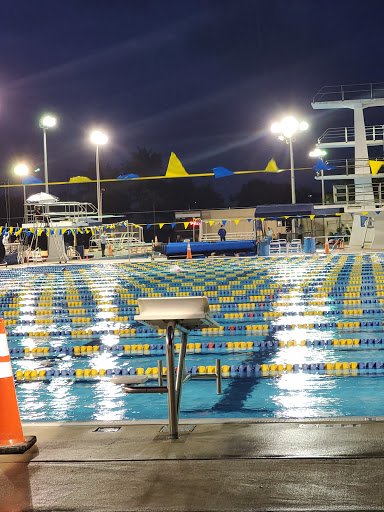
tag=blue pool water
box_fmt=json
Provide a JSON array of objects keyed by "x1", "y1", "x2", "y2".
[{"x1": 3, "y1": 253, "x2": 384, "y2": 421}]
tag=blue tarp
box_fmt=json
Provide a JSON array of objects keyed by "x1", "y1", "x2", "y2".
[
  {"x1": 254, "y1": 203, "x2": 343, "y2": 218},
  {"x1": 165, "y1": 241, "x2": 256, "y2": 257}
]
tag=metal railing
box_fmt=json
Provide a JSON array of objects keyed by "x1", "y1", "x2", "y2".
[
  {"x1": 201, "y1": 231, "x2": 255, "y2": 242},
  {"x1": 26, "y1": 201, "x2": 98, "y2": 224},
  {"x1": 313, "y1": 82, "x2": 384, "y2": 103},
  {"x1": 318, "y1": 125, "x2": 384, "y2": 145},
  {"x1": 333, "y1": 183, "x2": 384, "y2": 207}
]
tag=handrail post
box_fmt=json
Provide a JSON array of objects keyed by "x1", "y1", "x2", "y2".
[
  {"x1": 216, "y1": 358, "x2": 222, "y2": 394},
  {"x1": 158, "y1": 359, "x2": 163, "y2": 387},
  {"x1": 165, "y1": 321, "x2": 178, "y2": 439},
  {"x1": 175, "y1": 331, "x2": 188, "y2": 417}
]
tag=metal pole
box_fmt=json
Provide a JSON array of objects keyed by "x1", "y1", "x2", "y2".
[
  {"x1": 321, "y1": 169, "x2": 325, "y2": 205},
  {"x1": 23, "y1": 185, "x2": 27, "y2": 222},
  {"x1": 43, "y1": 128, "x2": 49, "y2": 193},
  {"x1": 289, "y1": 138, "x2": 296, "y2": 235},
  {"x1": 165, "y1": 321, "x2": 178, "y2": 439},
  {"x1": 216, "y1": 358, "x2": 222, "y2": 394},
  {"x1": 95, "y1": 144, "x2": 101, "y2": 221},
  {"x1": 175, "y1": 331, "x2": 188, "y2": 417},
  {"x1": 158, "y1": 359, "x2": 163, "y2": 387}
]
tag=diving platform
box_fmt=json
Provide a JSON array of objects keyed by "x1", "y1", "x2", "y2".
[{"x1": 317, "y1": 125, "x2": 384, "y2": 149}]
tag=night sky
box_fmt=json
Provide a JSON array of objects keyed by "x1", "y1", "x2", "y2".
[{"x1": 1, "y1": 0, "x2": 384, "y2": 210}]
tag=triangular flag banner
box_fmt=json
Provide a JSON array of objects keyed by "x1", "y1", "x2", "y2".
[
  {"x1": 369, "y1": 160, "x2": 384, "y2": 176},
  {"x1": 9, "y1": 227, "x2": 14, "y2": 234},
  {"x1": 159, "y1": 223, "x2": 164, "y2": 229},
  {"x1": 184, "y1": 222, "x2": 189, "y2": 229},
  {"x1": 376, "y1": 211, "x2": 381, "y2": 215},
  {"x1": 234, "y1": 219, "x2": 240, "y2": 225},
  {"x1": 213, "y1": 167, "x2": 234, "y2": 178},
  {"x1": 264, "y1": 158, "x2": 279, "y2": 172},
  {"x1": 310, "y1": 215, "x2": 315, "y2": 220},
  {"x1": 260, "y1": 218, "x2": 265, "y2": 223},
  {"x1": 147, "y1": 224, "x2": 152, "y2": 229},
  {"x1": 209, "y1": 221, "x2": 215, "y2": 226},
  {"x1": 165, "y1": 152, "x2": 189, "y2": 178},
  {"x1": 117, "y1": 173, "x2": 139, "y2": 180},
  {"x1": 222, "y1": 220, "x2": 227, "y2": 226},
  {"x1": 69, "y1": 176, "x2": 92, "y2": 183},
  {"x1": 362, "y1": 212, "x2": 368, "y2": 215},
  {"x1": 171, "y1": 223, "x2": 176, "y2": 229},
  {"x1": 247, "y1": 219, "x2": 252, "y2": 222},
  {"x1": 313, "y1": 159, "x2": 334, "y2": 171}
]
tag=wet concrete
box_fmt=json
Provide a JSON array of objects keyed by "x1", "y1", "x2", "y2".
[{"x1": 1, "y1": 418, "x2": 384, "y2": 511}]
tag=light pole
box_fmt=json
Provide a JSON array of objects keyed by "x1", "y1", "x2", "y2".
[
  {"x1": 39, "y1": 115, "x2": 57, "y2": 193},
  {"x1": 309, "y1": 148, "x2": 327, "y2": 205},
  {"x1": 271, "y1": 116, "x2": 308, "y2": 235},
  {"x1": 90, "y1": 131, "x2": 108, "y2": 222},
  {"x1": 14, "y1": 164, "x2": 29, "y2": 221}
]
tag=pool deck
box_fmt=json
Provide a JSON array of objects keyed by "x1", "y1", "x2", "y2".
[{"x1": 2, "y1": 417, "x2": 384, "y2": 511}]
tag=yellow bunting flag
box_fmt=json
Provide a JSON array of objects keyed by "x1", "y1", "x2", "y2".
[
  {"x1": 260, "y1": 218, "x2": 265, "y2": 223},
  {"x1": 184, "y1": 222, "x2": 189, "y2": 229},
  {"x1": 362, "y1": 211, "x2": 368, "y2": 215},
  {"x1": 46, "y1": 229, "x2": 50, "y2": 237},
  {"x1": 309, "y1": 215, "x2": 315, "y2": 220},
  {"x1": 159, "y1": 223, "x2": 164, "y2": 229},
  {"x1": 37, "y1": 229, "x2": 42, "y2": 236},
  {"x1": 15, "y1": 228, "x2": 22, "y2": 236},
  {"x1": 264, "y1": 158, "x2": 279, "y2": 172},
  {"x1": 69, "y1": 176, "x2": 92, "y2": 183},
  {"x1": 165, "y1": 152, "x2": 189, "y2": 178},
  {"x1": 9, "y1": 227, "x2": 14, "y2": 234},
  {"x1": 209, "y1": 221, "x2": 215, "y2": 226},
  {"x1": 284, "y1": 216, "x2": 289, "y2": 219},
  {"x1": 234, "y1": 219, "x2": 240, "y2": 225},
  {"x1": 335, "y1": 213, "x2": 341, "y2": 216},
  {"x1": 369, "y1": 160, "x2": 384, "y2": 176}
]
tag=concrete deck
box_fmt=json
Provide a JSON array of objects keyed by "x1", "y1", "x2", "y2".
[{"x1": 2, "y1": 417, "x2": 384, "y2": 511}]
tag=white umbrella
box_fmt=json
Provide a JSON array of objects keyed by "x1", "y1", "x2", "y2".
[{"x1": 26, "y1": 192, "x2": 59, "y2": 204}]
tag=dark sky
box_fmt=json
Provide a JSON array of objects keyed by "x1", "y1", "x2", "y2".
[{"x1": 1, "y1": 0, "x2": 384, "y2": 200}]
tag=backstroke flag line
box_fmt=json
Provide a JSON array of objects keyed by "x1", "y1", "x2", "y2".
[{"x1": 165, "y1": 152, "x2": 189, "y2": 178}]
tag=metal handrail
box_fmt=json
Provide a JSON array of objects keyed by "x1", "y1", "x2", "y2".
[
  {"x1": 318, "y1": 125, "x2": 384, "y2": 144},
  {"x1": 313, "y1": 82, "x2": 384, "y2": 103}
]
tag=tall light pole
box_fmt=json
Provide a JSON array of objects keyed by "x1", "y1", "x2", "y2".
[
  {"x1": 39, "y1": 115, "x2": 57, "y2": 193},
  {"x1": 14, "y1": 164, "x2": 29, "y2": 221},
  {"x1": 90, "y1": 130, "x2": 108, "y2": 222},
  {"x1": 271, "y1": 116, "x2": 309, "y2": 234},
  {"x1": 309, "y1": 148, "x2": 327, "y2": 205}
]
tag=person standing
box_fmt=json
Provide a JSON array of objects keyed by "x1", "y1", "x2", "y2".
[
  {"x1": 218, "y1": 225, "x2": 226, "y2": 241},
  {"x1": 100, "y1": 232, "x2": 107, "y2": 257}
]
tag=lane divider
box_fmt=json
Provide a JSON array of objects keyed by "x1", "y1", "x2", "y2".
[{"x1": 14, "y1": 360, "x2": 384, "y2": 381}]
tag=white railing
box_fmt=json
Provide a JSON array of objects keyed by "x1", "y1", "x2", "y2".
[
  {"x1": 333, "y1": 183, "x2": 384, "y2": 207},
  {"x1": 318, "y1": 125, "x2": 384, "y2": 145},
  {"x1": 200, "y1": 232, "x2": 255, "y2": 242},
  {"x1": 313, "y1": 82, "x2": 384, "y2": 103}
]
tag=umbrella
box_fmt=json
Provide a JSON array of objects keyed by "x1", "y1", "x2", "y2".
[{"x1": 26, "y1": 192, "x2": 59, "y2": 204}]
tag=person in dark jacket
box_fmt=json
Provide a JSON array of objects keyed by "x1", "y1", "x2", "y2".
[{"x1": 218, "y1": 225, "x2": 226, "y2": 241}]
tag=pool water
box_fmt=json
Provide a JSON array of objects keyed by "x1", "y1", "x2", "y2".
[{"x1": 4, "y1": 253, "x2": 384, "y2": 421}]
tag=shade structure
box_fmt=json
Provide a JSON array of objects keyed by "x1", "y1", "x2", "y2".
[
  {"x1": 22, "y1": 176, "x2": 44, "y2": 185},
  {"x1": 69, "y1": 176, "x2": 92, "y2": 183},
  {"x1": 26, "y1": 192, "x2": 59, "y2": 204}
]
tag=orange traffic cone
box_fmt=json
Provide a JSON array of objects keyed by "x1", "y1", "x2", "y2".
[
  {"x1": 324, "y1": 237, "x2": 330, "y2": 254},
  {"x1": 109, "y1": 242, "x2": 113, "y2": 257},
  {"x1": 0, "y1": 319, "x2": 36, "y2": 453},
  {"x1": 340, "y1": 238, "x2": 344, "y2": 249},
  {"x1": 155, "y1": 236, "x2": 159, "y2": 246},
  {"x1": 186, "y1": 241, "x2": 192, "y2": 259}
]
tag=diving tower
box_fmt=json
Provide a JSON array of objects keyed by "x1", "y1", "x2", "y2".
[{"x1": 312, "y1": 82, "x2": 384, "y2": 248}]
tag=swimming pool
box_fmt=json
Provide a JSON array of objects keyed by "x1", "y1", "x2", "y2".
[{"x1": 4, "y1": 253, "x2": 384, "y2": 421}]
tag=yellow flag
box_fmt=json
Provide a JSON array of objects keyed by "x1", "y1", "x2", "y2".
[
  {"x1": 362, "y1": 211, "x2": 368, "y2": 215},
  {"x1": 37, "y1": 229, "x2": 42, "y2": 236},
  {"x1": 9, "y1": 227, "x2": 14, "y2": 234},
  {"x1": 209, "y1": 221, "x2": 215, "y2": 226},
  {"x1": 234, "y1": 219, "x2": 240, "y2": 225},
  {"x1": 69, "y1": 176, "x2": 92, "y2": 183},
  {"x1": 335, "y1": 213, "x2": 341, "y2": 216},
  {"x1": 369, "y1": 160, "x2": 384, "y2": 176},
  {"x1": 260, "y1": 218, "x2": 265, "y2": 223},
  {"x1": 309, "y1": 215, "x2": 315, "y2": 220},
  {"x1": 184, "y1": 222, "x2": 189, "y2": 229},
  {"x1": 46, "y1": 229, "x2": 50, "y2": 237},
  {"x1": 264, "y1": 158, "x2": 279, "y2": 172},
  {"x1": 159, "y1": 223, "x2": 164, "y2": 229},
  {"x1": 165, "y1": 152, "x2": 189, "y2": 178},
  {"x1": 284, "y1": 216, "x2": 289, "y2": 219}
]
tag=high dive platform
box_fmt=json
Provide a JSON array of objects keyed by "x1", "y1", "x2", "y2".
[{"x1": 312, "y1": 82, "x2": 384, "y2": 249}]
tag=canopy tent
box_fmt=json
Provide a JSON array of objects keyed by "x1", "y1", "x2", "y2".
[{"x1": 26, "y1": 192, "x2": 59, "y2": 204}]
